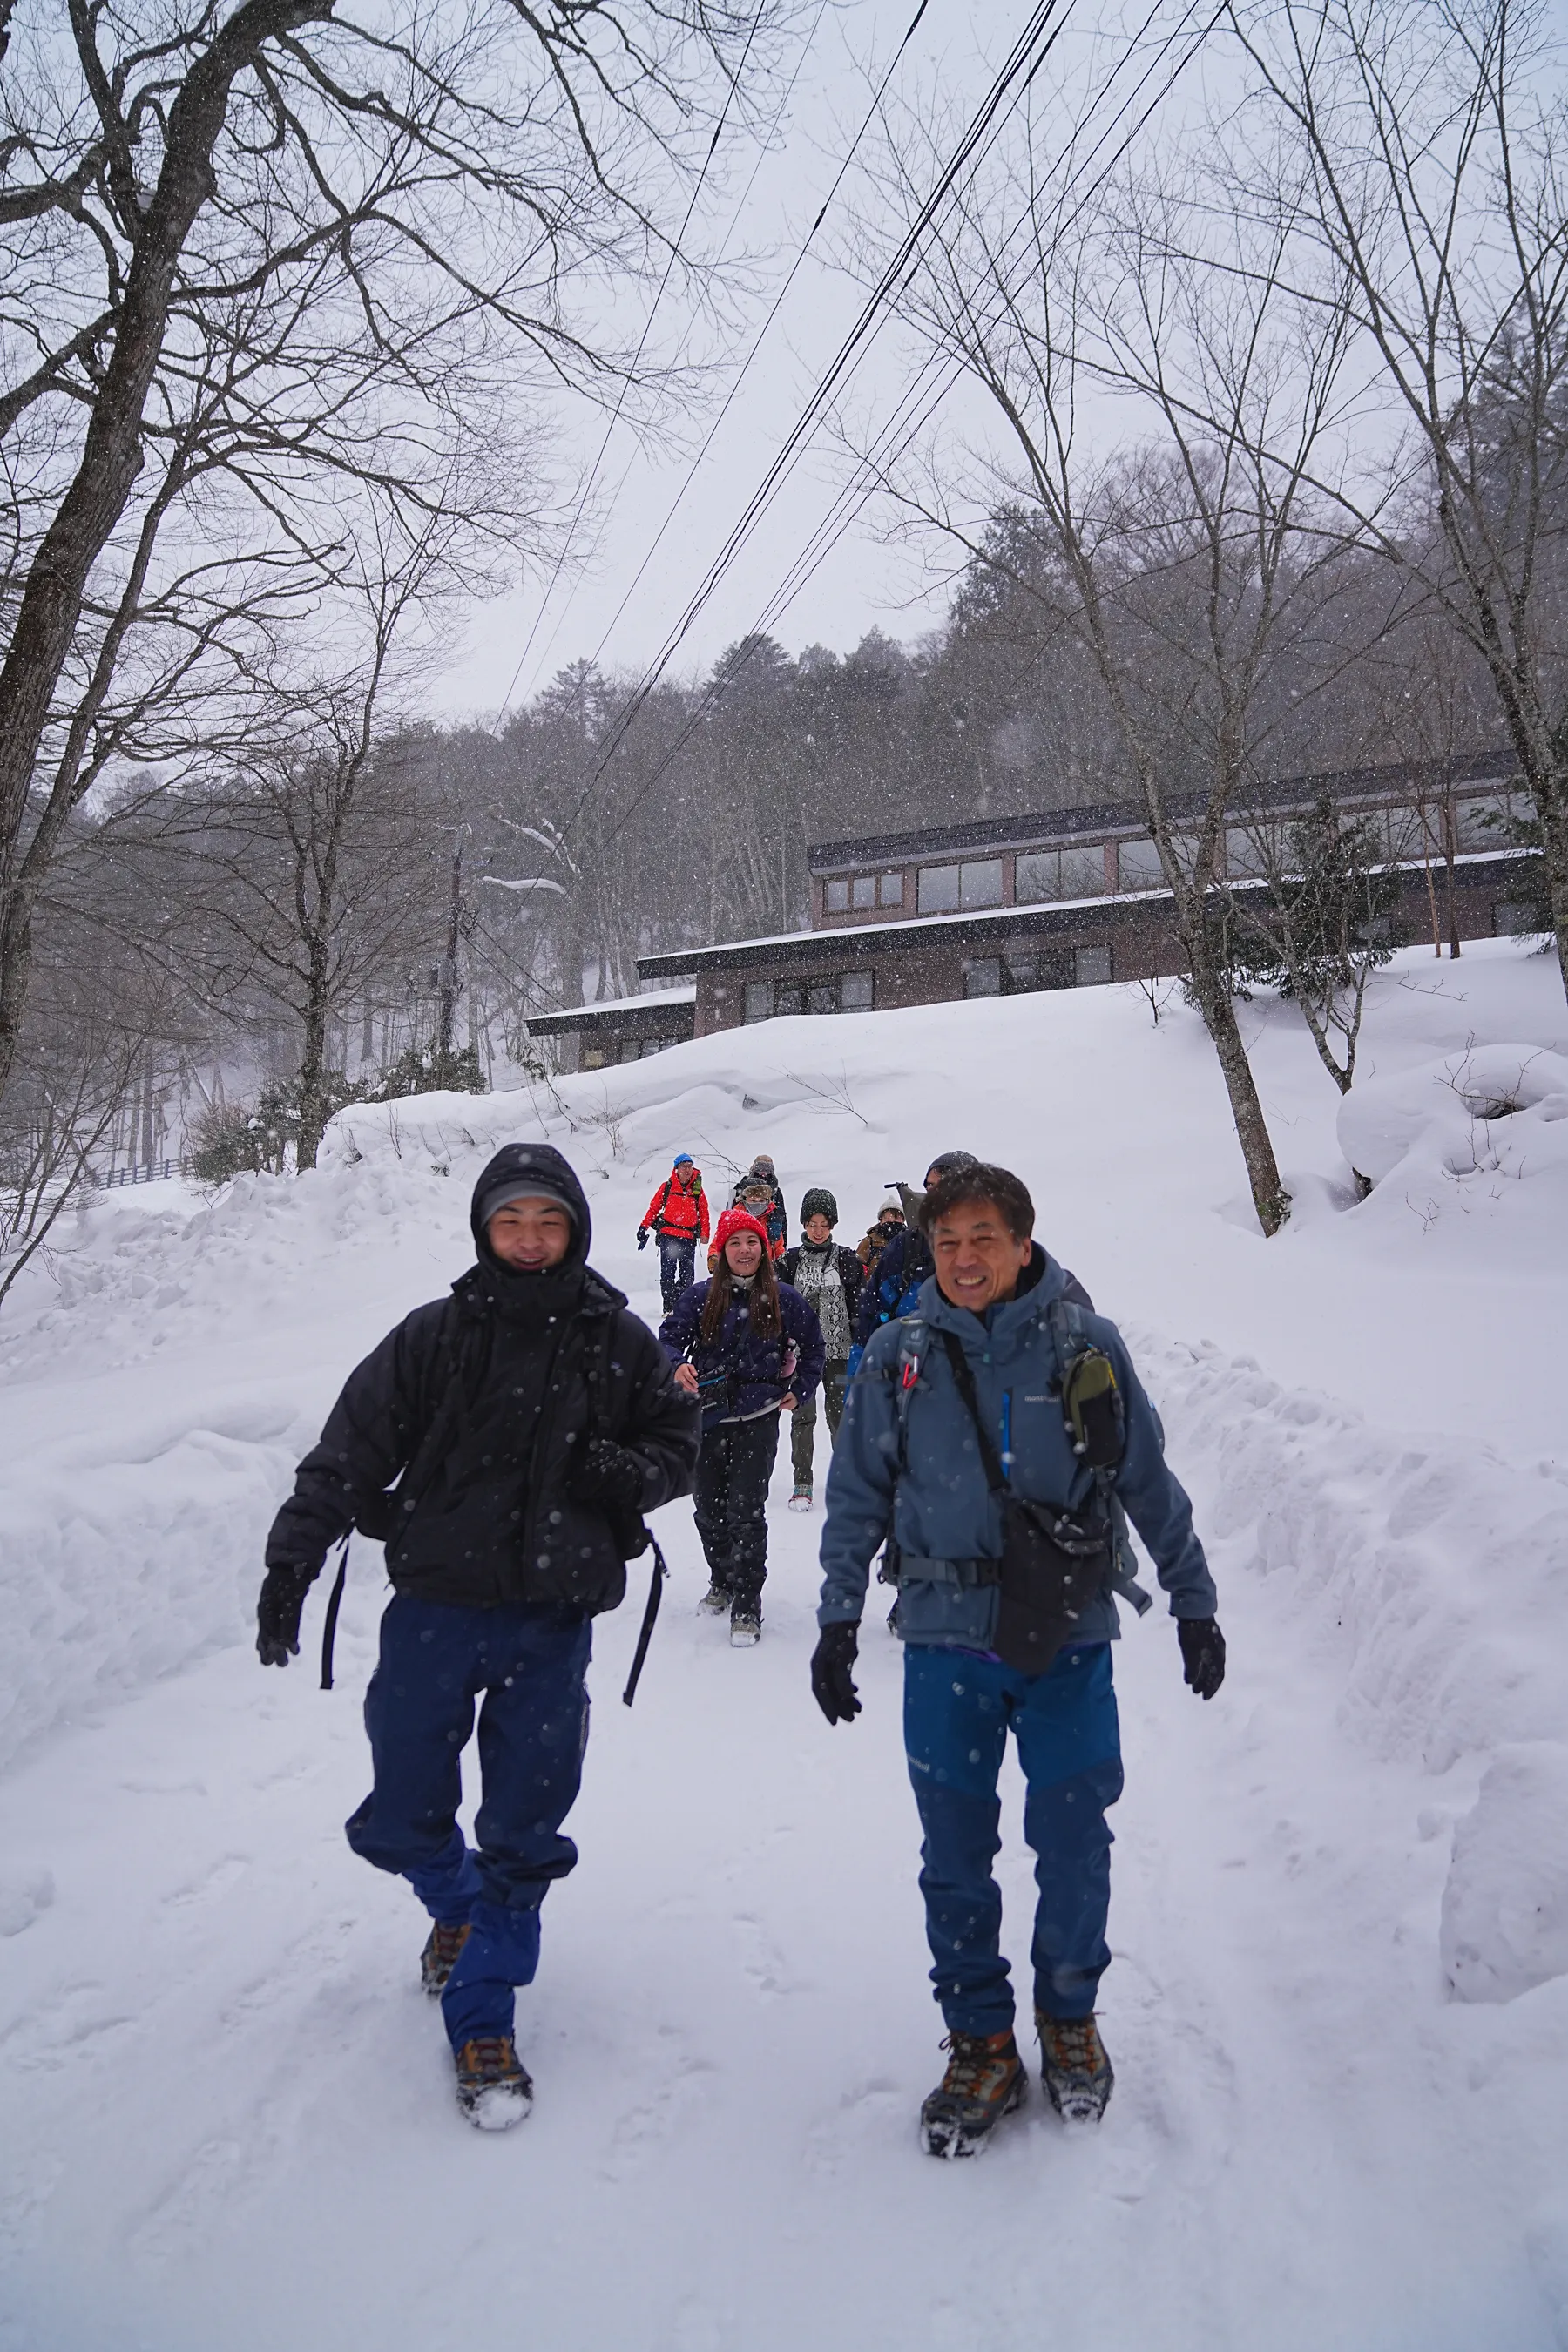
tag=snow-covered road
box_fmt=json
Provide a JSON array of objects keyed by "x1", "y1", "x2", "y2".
[{"x1": 4, "y1": 947, "x2": 1568, "y2": 2348}]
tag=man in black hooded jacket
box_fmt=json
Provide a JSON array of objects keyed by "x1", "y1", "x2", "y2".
[{"x1": 258, "y1": 1142, "x2": 699, "y2": 2128}]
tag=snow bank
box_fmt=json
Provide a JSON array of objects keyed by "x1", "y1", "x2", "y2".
[
  {"x1": 1441, "y1": 1744, "x2": 1568, "y2": 2004},
  {"x1": 1337, "y1": 1040, "x2": 1568, "y2": 1188}
]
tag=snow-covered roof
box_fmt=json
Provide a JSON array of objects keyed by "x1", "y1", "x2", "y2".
[
  {"x1": 528, "y1": 983, "x2": 695, "y2": 1034},
  {"x1": 639, "y1": 844, "x2": 1541, "y2": 977}
]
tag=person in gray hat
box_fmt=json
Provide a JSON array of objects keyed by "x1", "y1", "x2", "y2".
[{"x1": 257, "y1": 1142, "x2": 699, "y2": 2131}]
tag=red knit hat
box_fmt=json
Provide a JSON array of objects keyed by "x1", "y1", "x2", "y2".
[{"x1": 713, "y1": 1206, "x2": 769, "y2": 1257}]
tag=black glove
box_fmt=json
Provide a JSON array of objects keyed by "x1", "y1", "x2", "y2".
[
  {"x1": 1179, "y1": 1616, "x2": 1226, "y2": 1700},
  {"x1": 637, "y1": 1228, "x2": 650, "y2": 1249},
  {"x1": 811, "y1": 1621, "x2": 862, "y2": 1725},
  {"x1": 257, "y1": 1563, "x2": 317, "y2": 1667},
  {"x1": 568, "y1": 1436, "x2": 645, "y2": 1514}
]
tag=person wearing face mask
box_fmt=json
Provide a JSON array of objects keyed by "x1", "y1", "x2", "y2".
[
  {"x1": 779, "y1": 1189, "x2": 863, "y2": 1511},
  {"x1": 257, "y1": 1144, "x2": 699, "y2": 2131},
  {"x1": 659, "y1": 1206, "x2": 824, "y2": 1646}
]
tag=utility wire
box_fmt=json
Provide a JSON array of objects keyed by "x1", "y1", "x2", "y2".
[
  {"x1": 490, "y1": 3, "x2": 770, "y2": 732},
  {"x1": 580, "y1": 0, "x2": 1224, "y2": 853},
  {"x1": 544, "y1": 0, "x2": 1071, "y2": 856},
  {"x1": 503, "y1": 0, "x2": 837, "y2": 714}
]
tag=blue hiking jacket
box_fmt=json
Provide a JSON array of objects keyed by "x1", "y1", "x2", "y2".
[
  {"x1": 817, "y1": 1250, "x2": 1215, "y2": 1648},
  {"x1": 659, "y1": 1279, "x2": 825, "y2": 1432}
]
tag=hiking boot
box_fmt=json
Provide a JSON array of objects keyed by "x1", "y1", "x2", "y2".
[
  {"x1": 699, "y1": 1581, "x2": 731, "y2": 1613},
  {"x1": 787, "y1": 1484, "x2": 813, "y2": 1513},
  {"x1": 1037, "y1": 2010, "x2": 1113, "y2": 2123},
  {"x1": 454, "y1": 2034, "x2": 534, "y2": 2131},
  {"x1": 420, "y1": 1919, "x2": 470, "y2": 1998},
  {"x1": 729, "y1": 1597, "x2": 761, "y2": 1647},
  {"x1": 920, "y1": 2029, "x2": 1025, "y2": 2159}
]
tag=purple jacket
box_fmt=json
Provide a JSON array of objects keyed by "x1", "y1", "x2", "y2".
[{"x1": 659, "y1": 1279, "x2": 825, "y2": 1432}]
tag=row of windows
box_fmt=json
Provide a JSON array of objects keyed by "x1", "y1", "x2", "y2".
[
  {"x1": 823, "y1": 797, "x2": 1520, "y2": 922},
  {"x1": 822, "y1": 872, "x2": 903, "y2": 913},
  {"x1": 963, "y1": 946, "x2": 1112, "y2": 997},
  {"x1": 744, "y1": 970, "x2": 875, "y2": 1022},
  {"x1": 581, "y1": 1033, "x2": 680, "y2": 1070}
]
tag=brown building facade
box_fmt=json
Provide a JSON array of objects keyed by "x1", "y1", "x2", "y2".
[{"x1": 633, "y1": 759, "x2": 1544, "y2": 1040}]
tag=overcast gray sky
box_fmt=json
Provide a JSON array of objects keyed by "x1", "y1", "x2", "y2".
[{"x1": 431, "y1": 0, "x2": 1003, "y2": 720}]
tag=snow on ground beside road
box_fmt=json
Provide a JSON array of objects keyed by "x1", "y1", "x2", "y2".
[{"x1": 3, "y1": 938, "x2": 1568, "y2": 2349}]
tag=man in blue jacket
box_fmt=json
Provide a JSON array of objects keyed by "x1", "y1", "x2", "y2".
[{"x1": 810, "y1": 1160, "x2": 1223, "y2": 2159}]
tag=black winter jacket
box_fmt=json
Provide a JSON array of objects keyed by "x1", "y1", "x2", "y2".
[
  {"x1": 779, "y1": 1243, "x2": 864, "y2": 1355},
  {"x1": 266, "y1": 1143, "x2": 700, "y2": 1614}
]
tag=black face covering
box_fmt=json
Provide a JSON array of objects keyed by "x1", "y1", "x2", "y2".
[{"x1": 474, "y1": 1254, "x2": 585, "y2": 1326}]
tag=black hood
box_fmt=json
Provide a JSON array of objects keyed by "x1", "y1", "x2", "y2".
[{"x1": 470, "y1": 1142, "x2": 592, "y2": 1271}]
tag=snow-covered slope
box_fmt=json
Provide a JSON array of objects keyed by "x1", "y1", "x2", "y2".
[{"x1": 3, "y1": 941, "x2": 1567, "y2": 2350}]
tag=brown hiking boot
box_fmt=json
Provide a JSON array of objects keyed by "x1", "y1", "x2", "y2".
[
  {"x1": 419, "y1": 1919, "x2": 470, "y2": 1998},
  {"x1": 1037, "y1": 2010, "x2": 1113, "y2": 2122},
  {"x1": 454, "y1": 2034, "x2": 534, "y2": 2131},
  {"x1": 920, "y1": 2029, "x2": 1026, "y2": 2159}
]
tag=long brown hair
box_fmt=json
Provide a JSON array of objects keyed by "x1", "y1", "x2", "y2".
[{"x1": 700, "y1": 1237, "x2": 782, "y2": 1344}]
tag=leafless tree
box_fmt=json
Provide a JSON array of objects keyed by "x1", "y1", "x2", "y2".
[
  {"x1": 846, "y1": 98, "x2": 1372, "y2": 1231},
  {"x1": 1229, "y1": 0, "x2": 1568, "y2": 997},
  {"x1": 0, "y1": 0, "x2": 783, "y2": 1101}
]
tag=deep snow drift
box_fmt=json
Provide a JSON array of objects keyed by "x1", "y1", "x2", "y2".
[{"x1": 3, "y1": 940, "x2": 1568, "y2": 2351}]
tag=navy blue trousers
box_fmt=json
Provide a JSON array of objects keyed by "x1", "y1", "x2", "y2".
[
  {"x1": 346, "y1": 1596, "x2": 591, "y2": 2050},
  {"x1": 903, "y1": 1641, "x2": 1124, "y2": 2037},
  {"x1": 659, "y1": 1235, "x2": 696, "y2": 1314}
]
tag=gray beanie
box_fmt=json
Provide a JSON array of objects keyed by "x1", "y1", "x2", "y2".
[{"x1": 477, "y1": 1178, "x2": 578, "y2": 1232}]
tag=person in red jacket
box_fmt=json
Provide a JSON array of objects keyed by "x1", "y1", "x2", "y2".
[{"x1": 639, "y1": 1154, "x2": 709, "y2": 1313}]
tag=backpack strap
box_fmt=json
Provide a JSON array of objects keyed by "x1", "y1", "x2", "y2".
[{"x1": 1044, "y1": 1298, "x2": 1152, "y2": 1617}]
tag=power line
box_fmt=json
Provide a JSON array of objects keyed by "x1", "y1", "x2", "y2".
[
  {"x1": 490, "y1": 2, "x2": 770, "y2": 733},
  {"x1": 570, "y1": 0, "x2": 1224, "y2": 853},
  {"x1": 544, "y1": 0, "x2": 1072, "y2": 853},
  {"x1": 502, "y1": 0, "x2": 841, "y2": 713}
]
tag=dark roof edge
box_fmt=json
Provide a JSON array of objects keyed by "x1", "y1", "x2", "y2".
[
  {"x1": 638, "y1": 844, "x2": 1540, "y2": 979},
  {"x1": 807, "y1": 752, "x2": 1517, "y2": 871}
]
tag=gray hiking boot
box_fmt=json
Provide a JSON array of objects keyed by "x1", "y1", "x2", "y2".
[
  {"x1": 920, "y1": 2029, "x2": 1026, "y2": 2159},
  {"x1": 699, "y1": 1581, "x2": 730, "y2": 1613},
  {"x1": 1037, "y1": 2010, "x2": 1113, "y2": 2122},
  {"x1": 729, "y1": 1597, "x2": 761, "y2": 1646}
]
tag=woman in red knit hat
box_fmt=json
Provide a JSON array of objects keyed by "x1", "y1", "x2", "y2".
[{"x1": 659, "y1": 1207, "x2": 824, "y2": 1645}]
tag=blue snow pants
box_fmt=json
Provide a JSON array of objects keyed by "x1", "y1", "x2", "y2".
[
  {"x1": 346, "y1": 1595, "x2": 592, "y2": 2051},
  {"x1": 903, "y1": 1641, "x2": 1124, "y2": 2037}
]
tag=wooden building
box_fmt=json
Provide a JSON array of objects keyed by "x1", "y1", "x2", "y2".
[{"x1": 632, "y1": 757, "x2": 1544, "y2": 1039}]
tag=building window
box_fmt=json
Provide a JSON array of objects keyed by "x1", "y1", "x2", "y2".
[
  {"x1": 581, "y1": 1044, "x2": 607, "y2": 1071},
  {"x1": 824, "y1": 878, "x2": 850, "y2": 914},
  {"x1": 960, "y1": 858, "x2": 1004, "y2": 909},
  {"x1": 879, "y1": 871, "x2": 903, "y2": 905},
  {"x1": 744, "y1": 980, "x2": 774, "y2": 1022},
  {"x1": 775, "y1": 979, "x2": 805, "y2": 1016},
  {"x1": 807, "y1": 978, "x2": 837, "y2": 1014},
  {"x1": 1015, "y1": 850, "x2": 1059, "y2": 902},
  {"x1": 918, "y1": 862, "x2": 961, "y2": 913},
  {"x1": 1075, "y1": 944, "x2": 1112, "y2": 985},
  {"x1": 1116, "y1": 838, "x2": 1164, "y2": 890},
  {"x1": 618, "y1": 1036, "x2": 642, "y2": 1063},
  {"x1": 1494, "y1": 900, "x2": 1538, "y2": 936},
  {"x1": 640, "y1": 1035, "x2": 675, "y2": 1057},
  {"x1": 963, "y1": 956, "x2": 1002, "y2": 997},
  {"x1": 841, "y1": 970, "x2": 874, "y2": 1010},
  {"x1": 1225, "y1": 826, "x2": 1263, "y2": 878},
  {"x1": 1455, "y1": 794, "x2": 1506, "y2": 849},
  {"x1": 1060, "y1": 847, "x2": 1107, "y2": 897},
  {"x1": 852, "y1": 875, "x2": 877, "y2": 909}
]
